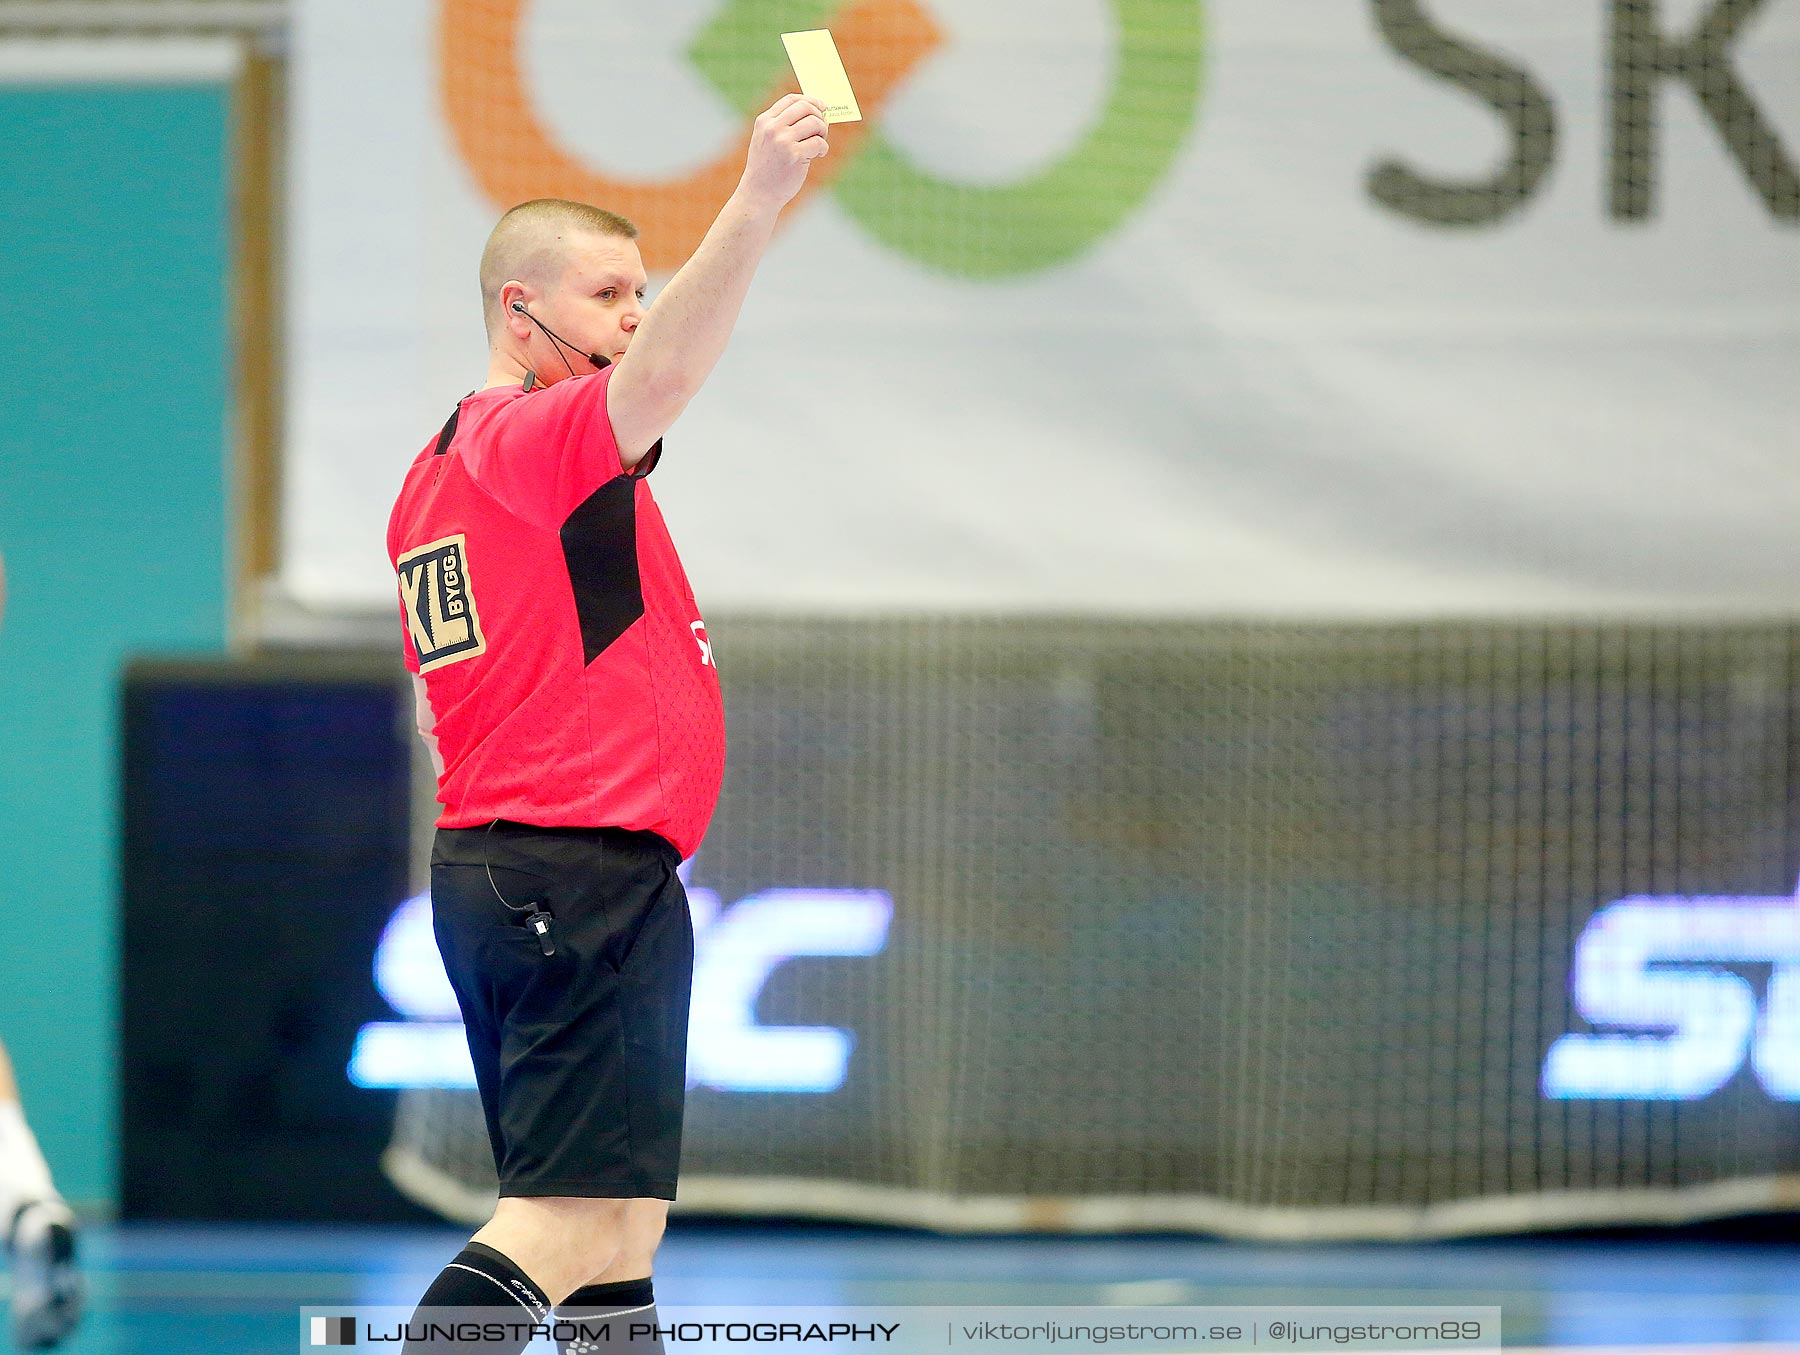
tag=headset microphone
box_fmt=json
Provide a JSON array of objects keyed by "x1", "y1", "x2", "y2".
[{"x1": 509, "y1": 300, "x2": 611, "y2": 379}]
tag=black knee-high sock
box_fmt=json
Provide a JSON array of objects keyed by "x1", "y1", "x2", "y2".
[
  {"x1": 403, "y1": 1241, "x2": 552, "y2": 1354},
  {"x1": 555, "y1": 1277, "x2": 663, "y2": 1355}
]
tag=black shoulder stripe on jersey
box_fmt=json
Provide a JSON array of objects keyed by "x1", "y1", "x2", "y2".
[
  {"x1": 431, "y1": 404, "x2": 461, "y2": 456},
  {"x1": 560, "y1": 477, "x2": 644, "y2": 665}
]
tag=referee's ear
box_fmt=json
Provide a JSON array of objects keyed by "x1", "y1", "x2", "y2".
[{"x1": 497, "y1": 281, "x2": 533, "y2": 342}]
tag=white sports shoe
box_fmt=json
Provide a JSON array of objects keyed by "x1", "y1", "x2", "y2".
[{"x1": 7, "y1": 1200, "x2": 83, "y2": 1350}]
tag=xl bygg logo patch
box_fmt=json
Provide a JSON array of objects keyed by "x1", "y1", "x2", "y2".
[{"x1": 397, "y1": 534, "x2": 487, "y2": 673}]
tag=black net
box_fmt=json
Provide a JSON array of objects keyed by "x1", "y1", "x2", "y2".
[{"x1": 387, "y1": 618, "x2": 1800, "y2": 1237}]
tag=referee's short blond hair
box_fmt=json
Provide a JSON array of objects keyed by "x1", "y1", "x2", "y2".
[{"x1": 480, "y1": 199, "x2": 638, "y2": 342}]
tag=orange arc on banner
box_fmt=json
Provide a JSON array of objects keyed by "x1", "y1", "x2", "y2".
[{"x1": 441, "y1": 0, "x2": 944, "y2": 271}]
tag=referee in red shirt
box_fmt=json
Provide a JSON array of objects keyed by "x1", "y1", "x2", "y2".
[{"x1": 386, "y1": 95, "x2": 830, "y2": 1354}]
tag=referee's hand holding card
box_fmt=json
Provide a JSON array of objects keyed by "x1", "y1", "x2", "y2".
[{"x1": 736, "y1": 93, "x2": 832, "y2": 212}]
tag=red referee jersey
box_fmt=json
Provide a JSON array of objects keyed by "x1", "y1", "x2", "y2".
[{"x1": 386, "y1": 367, "x2": 724, "y2": 859}]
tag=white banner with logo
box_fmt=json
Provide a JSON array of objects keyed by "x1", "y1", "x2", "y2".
[{"x1": 284, "y1": 0, "x2": 1800, "y2": 616}]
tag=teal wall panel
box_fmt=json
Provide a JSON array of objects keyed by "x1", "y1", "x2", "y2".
[{"x1": 0, "y1": 83, "x2": 231, "y2": 1208}]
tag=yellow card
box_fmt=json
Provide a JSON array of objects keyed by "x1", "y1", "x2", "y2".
[{"x1": 781, "y1": 29, "x2": 862, "y2": 123}]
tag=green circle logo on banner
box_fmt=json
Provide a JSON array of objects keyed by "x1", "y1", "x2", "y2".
[
  {"x1": 446, "y1": 0, "x2": 1206, "y2": 278},
  {"x1": 832, "y1": 1, "x2": 1207, "y2": 278}
]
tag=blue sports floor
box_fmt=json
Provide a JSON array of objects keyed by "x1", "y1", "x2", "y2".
[{"x1": 5, "y1": 1222, "x2": 1800, "y2": 1353}]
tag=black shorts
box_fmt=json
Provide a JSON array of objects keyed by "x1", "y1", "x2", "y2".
[{"x1": 430, "y1": 821, "x2": 692, "y2": 1200}]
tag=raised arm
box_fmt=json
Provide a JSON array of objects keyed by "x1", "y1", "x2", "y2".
[{"x1": 606, "y1": 94, "x2": 829, "y2": 461}]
